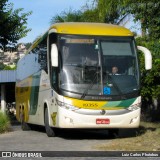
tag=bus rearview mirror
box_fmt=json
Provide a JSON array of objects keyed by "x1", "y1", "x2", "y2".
[
  {"x1": 51, "y1": 44, "x2": 58, "y2": 67},
  {"x1": 137, "y1": 46, "x2": 152, "y2": 70}
]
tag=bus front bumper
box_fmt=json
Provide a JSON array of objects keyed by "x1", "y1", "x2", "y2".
[{"x1": 55, "y1": 107, "x2": 140, "y2": 129}]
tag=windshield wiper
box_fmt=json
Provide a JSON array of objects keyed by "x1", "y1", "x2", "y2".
[{"x1": 80, "y1": 68, "x2": 100, "y2": 99}]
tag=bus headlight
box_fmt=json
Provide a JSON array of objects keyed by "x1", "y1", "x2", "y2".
[
  {"x1": 127, "y1": 103, "x2": 141, "y2": 111},
  {"x1": 56, "y1": 99, "x2": 79, "y2": 111}
]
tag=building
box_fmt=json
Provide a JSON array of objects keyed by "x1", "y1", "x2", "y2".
[
  {"x1": 18, "y1": 43, "x2": 27, "y2": 59},
  {"x1": 0, "y1": 70, "x2": 16, "y2": 112},
  {"x1": 0, "y1": 43, "x2": 28, "y2": 114},
  {"x1": 0, "y1": 43, "x2": 27, "y2": 67}
]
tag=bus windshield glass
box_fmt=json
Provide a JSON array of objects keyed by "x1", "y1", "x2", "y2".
[{"x1": 58, "y1": 35, "x2": 139, "y2": 98}]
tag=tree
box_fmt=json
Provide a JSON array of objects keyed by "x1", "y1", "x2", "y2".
[
  {"x1": 0, "y1": 0, "x2": 32, "y2": 50},
  {"x1": 50, "y1": 9, "x2": 83, "y2": 24},
  {"x1": 117, "y1": 0, "x2": 160, "y2": 39},
  {"x1": 81, "y1": 9, "x2": 99, "y2": 22},
  {"x1": 94, "y1": 0, "x2": 160, "y2": 39},
  {"x1": 50, "y1": 0, "x2": 160, "y2": 40},
  {"x1": 94, "y1": 0, "x2": 126, "y2": 23},
  {"x1": 136, "y1": 37, "x2": 160, "y2": 121},
  {"x1": 0, "y1": 62, "x2": 5, "y2": 70},
  {"x1": 50, "y1": 1, "x2": 125, "y2": 24},
  {"x1": 24, "y1": 42, "x2": 32, "y2": 50}
]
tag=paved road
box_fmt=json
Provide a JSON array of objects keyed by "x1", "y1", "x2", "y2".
[
  {"x1": 0, "y1": 124, "x2": 111, "y2": 151},
  {"x1": 0, "y1": 124, "x2": 114, "y2": 159},
  {"x1": 0, "y1": 124, "x2": 158, "y2": 160}
]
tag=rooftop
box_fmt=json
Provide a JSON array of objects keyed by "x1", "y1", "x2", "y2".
[{"x1": 0, "y1": 70, "x2": 16, "y2": 83}]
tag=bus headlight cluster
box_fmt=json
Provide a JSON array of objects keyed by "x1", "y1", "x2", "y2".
[
  {"x1": 127, "y1": 103, "x2": 141, "y2": 111},
  {"x1": 56, "y1": 99, "x2": 79, "y2": 111}
]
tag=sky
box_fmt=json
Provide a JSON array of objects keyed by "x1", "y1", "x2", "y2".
[{"x1": 8, "y1": 0, "x2": 88, "y2": 43}]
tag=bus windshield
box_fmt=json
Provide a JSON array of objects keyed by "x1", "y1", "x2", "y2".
[{"x1": 58, "y1": 35, "x2": 139, "y2": 98}]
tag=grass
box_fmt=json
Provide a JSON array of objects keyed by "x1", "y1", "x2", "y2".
[
  {"x1": 0, "y1": 111, "x2": 11, "y2": 134},
  {"x1": 94, "y1": 122, "x2": 160, "y2": 151}
]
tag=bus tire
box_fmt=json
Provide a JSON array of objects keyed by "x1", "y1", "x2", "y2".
[
  {"x1": 44, "y1": 108, "x2": 56, "y2": 137},
  {"x1": 21, "y1": 122, "x2": 31, "y2": 131},
  {"x1": 20, "y1": 112, "x2": 31, "y2": 131}
]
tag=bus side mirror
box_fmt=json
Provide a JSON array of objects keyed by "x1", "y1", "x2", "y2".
[
  {"x1": 137, "y1": 46, "x2": 152, "y2": 70},
  {"x1": 51, "y1": 44, "x2": 58, "y2": 67}
]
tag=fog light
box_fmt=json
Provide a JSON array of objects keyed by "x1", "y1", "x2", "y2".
[
  {"x1": 130, "y1": 117, "x2": 138, "y2": 124},
  {"x1": 65, "y1": 117, "x2": 73, "y2": 124}
]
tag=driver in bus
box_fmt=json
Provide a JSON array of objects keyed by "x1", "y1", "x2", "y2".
[{"x1": 112, "y1": 66, "x2": 119, "y2": 75}]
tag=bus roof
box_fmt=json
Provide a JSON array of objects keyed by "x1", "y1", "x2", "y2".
[
  {"x1": 27, "y1": 23, "x2": 133, "y2": 54},
  {"x1": 50, "y1": 22, "x2": 133, "y2": 36}
]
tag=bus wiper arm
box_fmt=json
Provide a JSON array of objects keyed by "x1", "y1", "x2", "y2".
[{"x1": 80, "y1": 70, "x2": 99, "y2": 99}]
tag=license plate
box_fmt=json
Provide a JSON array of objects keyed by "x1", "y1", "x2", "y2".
[{"x1": 96, "y1": 118, "x2": 110, "y2": 124}]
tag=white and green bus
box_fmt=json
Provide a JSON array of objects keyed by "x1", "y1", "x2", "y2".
[{"x1": 16, "y1": 23, "x2": 152, "y2": 137}]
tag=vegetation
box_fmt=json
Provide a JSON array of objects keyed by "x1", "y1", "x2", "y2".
[
  {"x1": 24, "y1": 42, "x2": 32, "y2": 50},
  {"x1": 50, "y1": 9, "x2": 84, "y2": 23},
  {"x1": 0, "y1": 62, "x2": 5, "y2": 70},
  {"x1": 0, "y1": 0, "x2": 32, "y2": 50},
  {"x1": 94, "y1": 122, "x2": 160, "y2": 151},
  {"x1": 0, "y1": 112, "x2": 10, "y2": 133},
  {"x1": 3, "y1": 65, "x2": 16, "y2": 70},
  {"x1": 0, "y1": 0, "x2": 30, "y2": 133},
  {"x1": 137, "y1": 38, "x2": 160, "y2": 121}
]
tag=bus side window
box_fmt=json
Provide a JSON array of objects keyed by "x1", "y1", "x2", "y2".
[{"x1": 38, "y1": 37, "x2": 48, "y2": 73}]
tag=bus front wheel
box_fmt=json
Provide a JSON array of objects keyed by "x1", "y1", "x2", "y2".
[{"x1": 44, "y1": 108, "x2": 56, "y2": 137}]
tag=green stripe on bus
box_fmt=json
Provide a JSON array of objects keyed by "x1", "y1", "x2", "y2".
[
  {"x1": 102, "y1": 98, "x2": 136, "y2": 109},
  {"x1": 29, "y1": 72, "x2": 41, "y2": 115}
]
